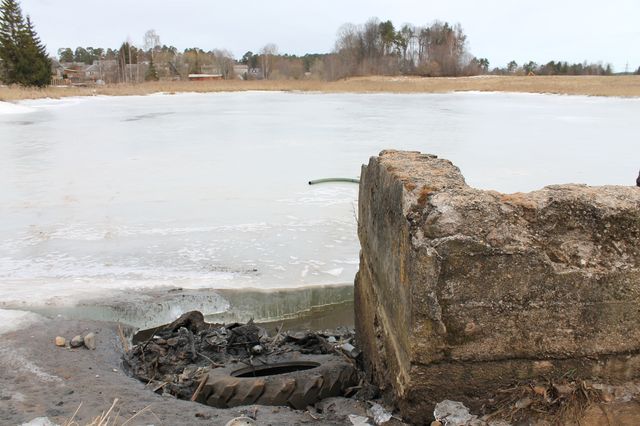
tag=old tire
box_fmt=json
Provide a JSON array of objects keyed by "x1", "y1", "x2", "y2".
[{"x1": 197, "y1": 353, "x2": 358, "y2": 409}]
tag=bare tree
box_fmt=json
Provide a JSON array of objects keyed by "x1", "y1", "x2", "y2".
[
  {"x1": 127, "y1": 37, "x2": 133, "y2": 82},
  {"x1": 260, "y1": 43, "x2": 278, "y2": 79},
  {"x1": 143, "y1": 29, "x2": 161, "y2": 61},
  {"x1": 334, "y1": 23, "x2": 362, "y2": 78},
  {"x1": 212, "y1": 49, "x2": 235, "y2": 79}
]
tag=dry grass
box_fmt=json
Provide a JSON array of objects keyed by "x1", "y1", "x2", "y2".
[
  {"x1": 2, "y1": 75, "x2": 640, "y2": 101},
  {"x1": 486, "y1": 379, "x2": 604, "y2": 425},
  {"x1": 62, "y1": 399, "x2": 159, "y2": 426}
]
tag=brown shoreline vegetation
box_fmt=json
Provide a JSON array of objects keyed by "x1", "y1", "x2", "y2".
[{"x1": 2, "y1": 75, "x2": 640, "y2": 101}]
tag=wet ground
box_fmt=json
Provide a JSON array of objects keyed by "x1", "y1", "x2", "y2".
[{"x1": 0, "y1": 309, "x2": 366, "y2": 426}]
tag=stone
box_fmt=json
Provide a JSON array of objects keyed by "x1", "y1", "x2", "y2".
[
  {"x1": 54, "y1": 336, "x2": 65, "y2": 347},
  {"x1": 165, "y1": 310, "x2": 207, "y2": 334},
  {"x1": 83, "y1": 332, "x2": 96, "y2": 350},
  {"x1": 340, "y1": 343, "x2": 361, "y2": 358},
  {"x1": 348, "y1": 415, "x2": 372, "y2": 426},
  {"x1": 224, "y1": 417, "x2": 256, "y2": 426},
  {"x1": 70, "y1": 335, "x2": 83, "y2": 348},
  {"x1": 19, "y1": 417, "x2": 59, "y2": 426},
  {"x1": 553, "y1": 383, "x2": 574, "y2": 396},
  {"x1": 369, "y1": 402, "x2": 393, "y2": 425},
  {"x1": 355, "y1": 150, "x2": 640, "y2": 424},
  {"x1": 514, "y1": 397, "x2": 532, "y2": 409},
  {"x1": 433, "y1": 400, "x2": 479, "y2": 426}
]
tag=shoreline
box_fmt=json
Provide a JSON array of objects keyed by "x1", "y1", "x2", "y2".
[
  {"x1": 2, "y1": 75, "x2": 640, "y2": 101},
  {"x1": 0, "y1": 284, "x2": 355, "y2": 332},
  {"x1": 0, "y1": 317, "x2": 363, "y2": 425},
  {"x1": 0, "y1": 291, "x2": 357, "y2": 425}
]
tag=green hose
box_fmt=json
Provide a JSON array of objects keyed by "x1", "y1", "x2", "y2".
[{"x1": 308, "y1": 178, "x2": 360, "y2": 185}]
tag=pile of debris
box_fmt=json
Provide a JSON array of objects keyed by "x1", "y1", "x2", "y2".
[{"x1": 123, "y1": 311, "x2": 362, "y2": 409}]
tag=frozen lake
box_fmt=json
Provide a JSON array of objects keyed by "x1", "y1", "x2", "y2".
[{"x1": 1, "y1": 91, "x2": 639, "y2": 314}]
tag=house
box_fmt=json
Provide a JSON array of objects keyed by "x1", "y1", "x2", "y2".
[
  {"x1": 188, "y1": 74, "x2": 223, "y2": 81},
  {"x1": 246, "y1": 67, "x2": 263, "y2": 80},
  {"x1": 233, "y1": 64, "x2": 248, "y2": 79},
  {"x1": 50, "y1": 58, "x2": 65, "y2": 85},
  {"x1": 62, "y1": 65, "x2": 86, "y2": 85}
]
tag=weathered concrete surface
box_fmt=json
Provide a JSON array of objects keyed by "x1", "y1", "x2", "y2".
[{"x1": 354, "y1": 150, "x2": 640, "y2": 423}]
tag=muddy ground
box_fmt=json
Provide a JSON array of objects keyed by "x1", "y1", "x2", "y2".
[
  {"x1": 4, "y1": 312, "x2": 640, "y2": 425},
  {"x1": 0, "y1": 316, "x2": 370, "y2": 425}
]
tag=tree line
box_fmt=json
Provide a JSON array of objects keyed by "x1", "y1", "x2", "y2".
[
  {"x1": 0, "y1": 0, "x2": 50, "y2": 86},
  {"x1": 326, "y1": 18, "x2": 488, "y2": 79},
  {"x1": 51, "y1": 19, "x2": 488, "y2": 82},
  {"x1": 67, "y1": 18, "x2": 614, "y2": 82},
  {"x1": 493, "y1": 60, "x2": 614, "y2": 76},
  {"x1": 56, "y1": 38, "x2": 329, "y2": 82}
]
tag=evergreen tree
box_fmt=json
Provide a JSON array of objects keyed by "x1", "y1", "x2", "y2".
[
  {"x1": 145, "y1": 55, "x2": 159, "y2": 81},
  {"x1": 0, "y1": 0, "x2": 50, "y2": 86},
  {"x1": 18, "y1": 16, "x2": 51, "y2": 86},
  {"x1": 0, "y1": 0, "x2": 24, "y2": 83}
]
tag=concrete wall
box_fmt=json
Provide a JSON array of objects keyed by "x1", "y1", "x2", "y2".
[{"x1": 355, "y1": 150, "x2": 640, "y2": 422}]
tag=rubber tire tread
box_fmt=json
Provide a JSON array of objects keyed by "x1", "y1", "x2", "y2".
[{"x1": 199, "y1": 354, "x2": 357, "y2": 410}]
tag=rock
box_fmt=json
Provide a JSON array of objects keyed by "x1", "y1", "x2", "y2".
[
  {"x1": 553, "y1": 383, "x2": 575, "y2": 396},
  {"x1": 165, "y1": 311, "x2": 207, "y2": 334},
  {"x1": 532, "y1": 385, "x2": 547, "y2": 397},
  {"x1": 224, "y1": 417, "x2": 256, "y2": 426},
  {"x1": 340, "y1": 343, "x2": 361, "y2": 359},
  {"x1": 355, "y1": 150, "x2": 640, "y2": 423},
  {"x1": 316, "y1": 397, "x2": 369, "y2": 418},
  {"x1": 83, "y1": 332, "x2": 96, "y2": 350},
  {"x1": 19, "y1": 417, "x2": 59, "y2": 426},
  {"x1": 54, "y1": 336, "x2": 65, "y2": 347},
  {"x1": 514, "y1": 397, "x2": 532, "y2": 409},
  {"x1": 369, "y1": 403, "x2": 393, "y2": 425},
  {"x1": 70, "y1": 335, "x2": 83, "y2": 348},
  {"x1": 349, "y1": 415, "x2": 372, "y2": 426},
  {"x1": 433, "y1": 400, "x2": 479, "y2": 426}
]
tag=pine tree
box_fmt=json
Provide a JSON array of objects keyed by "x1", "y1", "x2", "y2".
[
  {"x1": 145, "y1": 55, "x2": 159, "y2": 81},
  {"x1": 0, "y1": 0, "x2": 50, "y2": 86},
  {"x1": 18, "y1": 15, "x2": 50, "y2": 86},
  {"x1": 0, "y1": 0, "x2": 24, "y2": 83}
]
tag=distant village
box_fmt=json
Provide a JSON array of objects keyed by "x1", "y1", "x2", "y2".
[
  {"x1": 49, "y1": 58, "x2": 258, "y2": 86},
  {"x1": 6, "y1": 13, "x2": 627, "y2": 90}
]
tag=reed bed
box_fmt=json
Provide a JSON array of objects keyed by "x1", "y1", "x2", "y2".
[{"x1": 1, "y1": 75, "x2": 640, "y2": 101}]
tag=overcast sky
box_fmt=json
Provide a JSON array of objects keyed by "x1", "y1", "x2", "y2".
[{"x1": 20, "y1": 0, "x2": 640, "y2": 72}]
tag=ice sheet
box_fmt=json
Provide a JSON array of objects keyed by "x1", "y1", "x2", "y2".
[{"x1": 1, "y1": 91, "x2": 638, "y2": 308}]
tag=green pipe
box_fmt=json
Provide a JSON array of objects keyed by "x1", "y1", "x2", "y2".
[{"x1": 308, "y1": 178, "x2": 360, "y2": 185}]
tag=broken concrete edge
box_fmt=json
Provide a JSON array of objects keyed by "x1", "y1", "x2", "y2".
[{"x1": 355, "y1": 150, "x2": 640, "y2": 422}]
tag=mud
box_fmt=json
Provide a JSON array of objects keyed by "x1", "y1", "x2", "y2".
[{"x1": 0, "y1": 314, "x2": 369, "y2": 425}]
